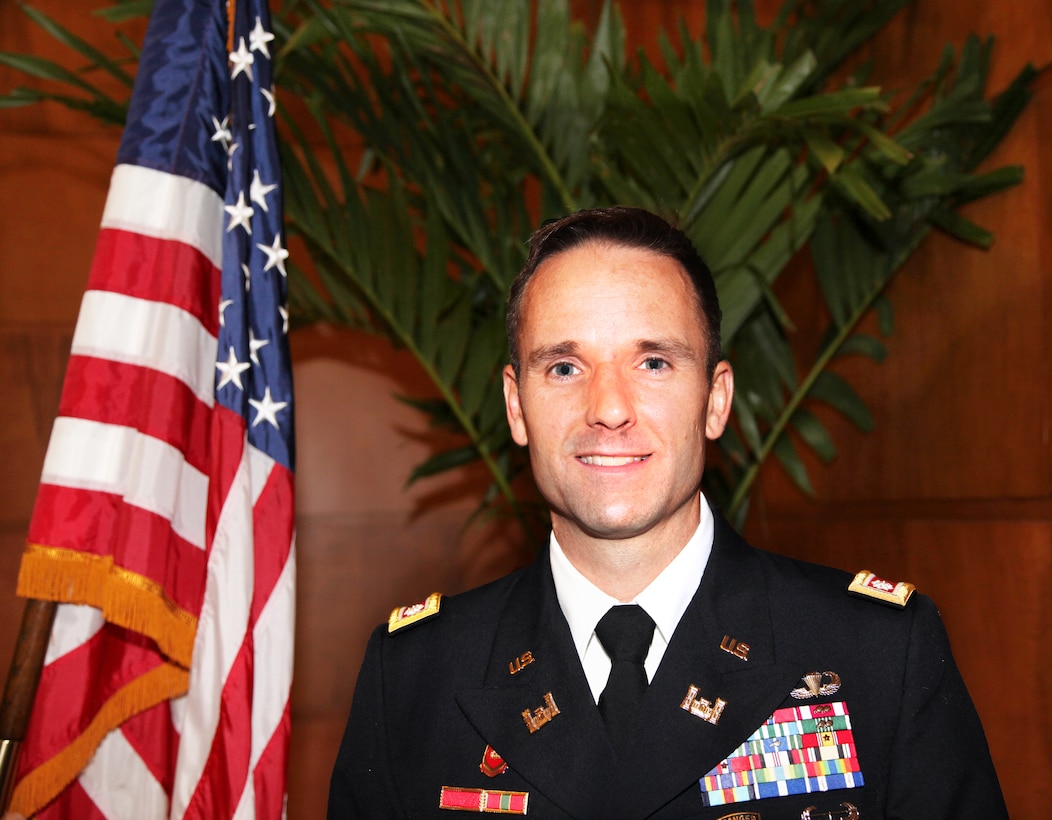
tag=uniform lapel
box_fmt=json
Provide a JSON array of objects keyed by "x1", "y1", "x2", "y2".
[
  {"x1": 456, "y1": 551, "x2": 616, "y2": 818},
  {"x1": 609, "y1": 511, "x2": 803, "y2": 817},
  {"x1": 458, "y1": 511, "x2": 806, "y2": 818}
]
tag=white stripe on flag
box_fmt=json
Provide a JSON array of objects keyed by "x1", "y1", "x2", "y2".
[
  {"x1": 72, "y1": 290, "x2": 218, "y2": 406},
  {"x1": 79, "y1": 724, "x2": 169, "y2": 819},
  {"x1": 169, "y1": 441, "x2": 262, "y2": 819},
  {"x1": 168, "y1": 692, "x2": 187, "y2": 744},
  {"x1": 250, "y1": 536, "x2": 295, "y2": 766},
  {"x1": 44, "y1": 603, "x2": 105, "y2": 665},
  {"x1": 41, "y1": 417, "x2": 208, "y2": 550},
  {"x1": 102, "y1": 164, "x2": 224, "y2": 269}
]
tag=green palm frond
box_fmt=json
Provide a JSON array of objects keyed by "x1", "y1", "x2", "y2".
[{"x1": 717, "y1": 38, "x2": 1034, "y2": 524}]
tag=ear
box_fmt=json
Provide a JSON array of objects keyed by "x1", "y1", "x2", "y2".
[
  {"x1": 704, "y1": 360, "x2": 734, "y2": 440},
  {"x1": 503, "y1": 364, "x2": 529, "y2": 446}
]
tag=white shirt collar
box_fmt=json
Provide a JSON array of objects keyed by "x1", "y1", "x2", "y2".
[{"x1": 549, "y1": 495, "x2": 714, "y2": 700}]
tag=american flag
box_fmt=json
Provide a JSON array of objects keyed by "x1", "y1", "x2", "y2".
[{"x1": 11, "y1": 0, "x2": 295, "y2": 817}]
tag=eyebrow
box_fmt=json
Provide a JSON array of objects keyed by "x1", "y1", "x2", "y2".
[
  {"x1": 525, "y1": 341, "x2": 580, "y2": 370},
  {"x1": 524, "y1": 338, "x2": 700, "y2": 371},
  {"x1": 635, "y1": 338, "x2": 700, "y2": 362}
]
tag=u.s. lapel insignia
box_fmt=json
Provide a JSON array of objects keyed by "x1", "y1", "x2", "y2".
[
  {"x1": 521, "y1": 691, "x2": 560, "y2": 734},
  {"x1": 801, "y1": 802, "x2": 859, "y2": 819},
  {"x1": 790, "y1": 671, "x2": 842, "y2": 700},
  {"x1": 438, "y1": 786, "x2": 528, "y2": 814},
  {"x1": 679, "y1": 684, "x2": 727, "y2": 725},
  {"x1": 848, "y1": 569, "x2": 914, "y2": 608},
  {"x1": 479, "y1": 745, "x2": 508, "y2": 777},
  {"x1": 508, "y1": 650, "x2": 534, "y2": 675},
  {"x1": 387, "y1": 592, "x2": 442, "y2": 633},
  {"x1": 720, "y1": 634, "x2": 750, "y2": 661}
]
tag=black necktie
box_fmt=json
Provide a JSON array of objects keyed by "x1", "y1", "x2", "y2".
[{"x1": 595, "y1": 604, "x2": 655, "y2": 752}]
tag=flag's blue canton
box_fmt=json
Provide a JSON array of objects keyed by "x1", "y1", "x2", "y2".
[
  {"x1": 116, "y1": 0, "x2": 229, "y2": 190},
  {"x1": 218, "y1": 0, "x2": 294, "y2": 471},
  {"x1": 113, "y1": 0, "x2": 293, "y2": 472}
]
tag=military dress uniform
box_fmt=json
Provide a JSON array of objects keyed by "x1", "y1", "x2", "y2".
[{"x1": 328, "y1": 509, "x2": 1006, "y2": 819}]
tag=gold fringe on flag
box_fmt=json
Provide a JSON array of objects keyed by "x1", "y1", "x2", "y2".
[
  {"x1": 8, "y1": 662, "x2": 189, "y2": 818},
  {"x1": 17, "y1": 543, "x2": 198, "y2": 668}
]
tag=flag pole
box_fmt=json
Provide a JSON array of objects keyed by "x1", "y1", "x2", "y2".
[{"x1": 0, "y1": 599, "x2": 57, "y2": 810}]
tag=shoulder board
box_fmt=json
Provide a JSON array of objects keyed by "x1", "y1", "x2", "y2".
[
  {"x1": 388, "y1": 592, "x2": 442, "y2": 633},
  {"x1": 848, "y1": 570, "x2": 915, "y2": 609}
]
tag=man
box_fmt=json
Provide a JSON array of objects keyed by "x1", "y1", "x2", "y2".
[{"x1": 329, "y1": 207, "x2": 1006, "y2": 818}]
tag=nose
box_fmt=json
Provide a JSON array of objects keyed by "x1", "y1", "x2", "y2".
[{"x1": 586, "y1": 363, "x2": 635, "y2": 430}]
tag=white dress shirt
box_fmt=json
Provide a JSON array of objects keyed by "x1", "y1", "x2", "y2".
[{"x1": 549, "y1": 494, "x2": 714, "y2": 703}]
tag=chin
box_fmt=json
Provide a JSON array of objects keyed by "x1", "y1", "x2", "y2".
[{"x1": 578, "y1": 512, "x2": 656, "y2": 541}]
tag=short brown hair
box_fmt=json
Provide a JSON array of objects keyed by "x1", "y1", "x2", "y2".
[{"x1": 507, "y1": 207, "x2": 722, "y2": 377}]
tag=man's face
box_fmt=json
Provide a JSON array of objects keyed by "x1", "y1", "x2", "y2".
[{"x1": 503, "y1": 241, "x2": 733, "y2": 550}]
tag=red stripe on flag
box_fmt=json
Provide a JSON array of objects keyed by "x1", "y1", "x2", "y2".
[
  {"x1": 120, "y1": 700, "x2": 180, "y2": 800},
  {"x1": 206, "y1": 406, "x2": 248, "y2": 552},
  {"x1": 252, "y1": 698, "x2": 292, "y2": 819},
  {"x1": 89, "y1": 229, "x2": 221, "y2": 335},
  {"x1": 37, "y1": 778, "x2": 111, "y2": 820},
  {"x1": 17, "y1": 624, "x2": 170, "y2": 774},
  {"x1": 27, "y1": 485, "x2": 207, "y2": 617},
  {"x1": 250, "y1": 463, "x2": 294, "y2": 623},
  {"x1": 59, "y1": 356, "x2": 213, "y2": 472}
]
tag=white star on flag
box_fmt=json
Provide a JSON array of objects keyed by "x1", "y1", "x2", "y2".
[
  {"x1": 210, "y1": 115, "x2": 232, "y2": 150},
  {"x1": 215, "y1": 346, "x2": 252, "y2": 390},
  {"x1": 229, "y1": 37, "x2": 255, "y2": 81},
  {"x1": 251, "y1": 168, "x2": 278, "y2": 211},
  {"x1": 249, "y1": 386, "x2": 289, "y2": 429},
  {"x1": 249, "y1": 330, "x2": 270, "y2": 364},
  {"x1": 225, "y1": 190, "x2": 254, "y2": 234},
  {"x1": 261, "y1": 86, "x2": 276, "y2": 117},
  {"x1": 249, "y1": 16, "x2": 275, "y2": 59},
  {"x1": 218, "y1": 298, "x2": 234, "y2": 327},
  {"x1": 257, "y1": 232, "x2": 289, "y2": 276}
]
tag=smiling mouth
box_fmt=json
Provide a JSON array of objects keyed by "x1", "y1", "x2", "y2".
[{"x1": 577, "y1": 455, "x2": 650, "y2": 466}]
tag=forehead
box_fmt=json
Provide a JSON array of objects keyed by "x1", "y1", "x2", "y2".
[{"x1": 519, "y1": 242, "x2": 705, "y2": 349}]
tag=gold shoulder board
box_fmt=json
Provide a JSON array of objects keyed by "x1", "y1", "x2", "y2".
[
  {"x1": 388, "y1": 592, "x2": 442, "y2": 633},
  {"x1": 848, "y1": 570, "x2": 915, "y2": 609}
]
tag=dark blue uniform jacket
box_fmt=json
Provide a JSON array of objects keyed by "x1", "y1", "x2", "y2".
[{"x1": 329, "y1": 512, "x2": 1006, "y2": 819}]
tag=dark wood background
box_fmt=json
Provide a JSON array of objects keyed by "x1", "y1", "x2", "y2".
[{"x1": 1, "y1": 1, "x2": 1048, "y2": 817}]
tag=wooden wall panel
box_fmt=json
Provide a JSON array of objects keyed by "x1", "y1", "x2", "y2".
[{"x1": 2, "y1": 1, "x2": 1048, "y2": 818}]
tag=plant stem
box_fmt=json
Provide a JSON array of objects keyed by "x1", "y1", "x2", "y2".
[{"x1": 726, "y1": 265, "x2": 887, "y2": 520}]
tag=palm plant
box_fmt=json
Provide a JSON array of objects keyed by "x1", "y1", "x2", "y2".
[{"x1": 2, "y1": 0, "x2": 1034, "y2": 537}]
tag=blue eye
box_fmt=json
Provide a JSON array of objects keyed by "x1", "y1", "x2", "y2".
[
  {"x1": 642, "y1": 358, "x2": 667, "y2": 371},
  {"x1": 551, "y1": 362, "x2": 577, "y2": 377}
]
